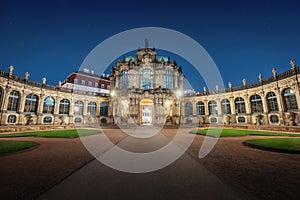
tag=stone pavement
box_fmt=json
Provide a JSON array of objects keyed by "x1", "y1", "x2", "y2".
[{"x1": 39, "y1": 130, "x2": 245, "y2": 200}]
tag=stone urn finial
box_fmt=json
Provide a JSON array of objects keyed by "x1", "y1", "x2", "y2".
[
  {"x1": 203, "y1": 86, "x2": 207, "y2": 93},
  {"x1": 228, "y1": 82, "x2": 232, "y2": 91},
  {"x1": 58, "y1": 81, "x2": 62, "y2": 87},
  {"x1": 272, "y1": 68, "x2": 277, "y2": 78},
  {"x1": 42, "y1": 77, "x2": 46, "y2": 85},
  {"x1": 290, "y1": 60, "x2": 296, "y2": 70},
  {"x1": 215, "y1": 84, "x2": 219, "y2": 93},
  {"x1": 24, "y1": 72, "x2": 30, "y2": 80},
  {"x1": 242, "y1": 78, "x2": 247, "y2": 87},
  {"x1": 259, "y1": 73, "x2": 263, "y2": 83},
  {"x1": 8, "y1": 65, "x2": 14, "y2": 77}
]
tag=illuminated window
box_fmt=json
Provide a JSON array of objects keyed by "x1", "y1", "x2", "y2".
[
  {"x1": 267, "y1": 92, "x2": 278, "y2": 112},
  {"x1": 164, "y1": 70, "x2": 173, "y2": 89},
  {"x1": 221, "y1": 99, "x2": 231, "y2": 115},
  {"x1": 43, "y1": 96, "x2": 55, "y2": 114},
  {"x1": 74, "y1": 101, "x2": 84, "y2": 115},
  {"x1": 59, "y1": 99, "x2": 70, "y2": 115},
  {"x1": 7, "y1": 90, "x2": 20, "y2": 111},
  {"x1": 24, "y1": 94, "x2": 38, "y2": 114},
  {"x1": 283, "y1": 88, "x2": 298, "y2": 111},
  {"x1": 88, "y1": 102, "x2": 97, "y2": 116},
  {"x1": 185, "y1": 102, "x2": 193, "y2": 116},
  {"x1": 235, "y1": 97, "x2": 246, "y2": 114},
  {"x1": 208, "y1": 100, "x2": 218, "y2": 115},
  {"x1": 100, "y1": 102, "x2": 108, "y2": 116},
  {"x1": 250, "y1": 95, "x2": 263, "y2": 113},
  {"x1": 120, "y1": 70, "x2": 129, "y2": 89},
  {"x1": 140, "y1": 69, "x2": 153, "y2": 89},
  {"x1": 196, "y1": 102, "x2": 205, "y2": 115}
]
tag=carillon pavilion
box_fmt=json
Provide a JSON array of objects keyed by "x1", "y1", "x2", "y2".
[{"x1": 0, "y1": 44, "x2": 299, "y2": 128}]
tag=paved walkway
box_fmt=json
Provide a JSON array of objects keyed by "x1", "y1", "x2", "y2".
[
  {"x1": 1, "y1": 128, "x2": 299, "y2": 200},
  {"x1": 39, "y1": 130, "x2": 244, "y2": 200}
]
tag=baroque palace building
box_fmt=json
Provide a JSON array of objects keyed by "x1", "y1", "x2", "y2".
[{"x1": 0, "y1": 46, "x2": 299, "y2": 127}]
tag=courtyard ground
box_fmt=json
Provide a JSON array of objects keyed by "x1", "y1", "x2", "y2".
[{"x1": 0, "y1": 128, "x2": 299, "y2": 200}]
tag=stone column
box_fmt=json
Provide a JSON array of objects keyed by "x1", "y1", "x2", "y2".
[
  {"x1": 83, "y1": 100, "x2": 88, "y2": 124},
  {"x1": 216, "y1": 98, "x2": 222, "y2": 116},
  {"x1": 0, "y1": 88, "x2": 9, "y2": 125},
  {"x1": 17, "y1": 93, "x2": 26, "y2": 125},
  {"x1": 229, "y1": 96, "x2": 235, "y2": 115},
  {"x1": 276, "y1": 90, "x2": 285, "y2": 125},
  {"x1": 260, "y1": 93, "x2": 269, "y2": 125},
  {"x1": 53, "y1": 96, "x2": 60, "y2": 125},
  {"x1": 37, "y1": 94, "x2": 45, "y2": 125},
  {"x1": 69, "y1": 99, "x2": 74, "y2": 125}
]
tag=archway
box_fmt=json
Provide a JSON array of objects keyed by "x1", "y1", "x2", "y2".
[{"x1": 140, "y1": 98, "x2": 153, "y2": 125}]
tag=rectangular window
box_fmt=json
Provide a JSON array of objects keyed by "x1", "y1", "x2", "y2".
[
  {"x1": 74, "y1": 79, "x2": 78, "y2": 84},
  {"x1": 81, "y1": 80, "x2": 85, "y2": 85},
  {"x1": 88, "y1": 81, "x2": 92, "y2": 87}
]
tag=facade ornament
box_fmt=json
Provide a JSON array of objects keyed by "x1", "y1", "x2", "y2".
[
  {"x1": 203, "y1": 86, "x2": 207, "y2": 93},
  {"x1": 259, "y1": 73, "x2": 263, "y2": 84},
  {"x1": 228, "y1": 82, "x2": 232, "y2": 90},
  {"x1": 242, "y1": 78, "x2": 247, "y2": 88},
  {"x1": 215, "y1": 84, "x2": 219, "y2": 93},
  {"x1": 272, "y1": 68, "x2": 277, "y2": 78},
  {"x1": 58, "y1": 81, "x2": 62, "y2": 87},
  {"x1": 24, "y1": 72, "x2": 30, "y2": 80},
  {"x1": 290, "y1": 60, "x2": 296, "y2": 70},
  {"x1": 8, "y1": 65, "x2": 14, "y2": 77},
  {"x1": 42, "y1": 77, "x2": 46, "y2": 85}
]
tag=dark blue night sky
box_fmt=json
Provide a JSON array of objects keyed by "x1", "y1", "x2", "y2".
[{"x1": 0, "y1": 0, "x2": 299, "y2": 91}]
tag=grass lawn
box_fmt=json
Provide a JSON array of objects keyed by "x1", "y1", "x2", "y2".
[
  {"x1": 0, "y1": 140, "x2": 39, "y2": 154},
  {"x1": 0, "y1": 129, "x2": 100, "y2": 139},
  {"x1": 244, "y1": 138, "x2": 300, "y2": 153},
  {"x1": 190, "y1": 128, "x2": 300, "y2": 137}
]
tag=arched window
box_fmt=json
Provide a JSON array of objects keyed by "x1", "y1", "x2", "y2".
[
  {"x1": 267, "y1": 92, "x2": 278, "y2": 112},
  {"x1": 164, "y1": 70, "x2": 174, "y2": 89},
  {"x1": 221, "y1": 99, "x2": 231, "y2": 115},
  {"x1": 120, "y1": 70, "x2": 129, "y2": 89},
  {"x1": 185, "y1": 102, "x2": 193, "y2": 116},
  {"x1": 74, "y1": 101, "x2": 84, "y2": 115},
  {"x1": 140, "y1": 69, "x2": 153, "y2": 89},
  {"x1": 100, "y1": 102, "x2": 108, "y2": 116},
  {"x1": 43, "y1": 96, "x2": 55, "y2": 114},
  {"x1": 235, "y1": 97, "x2": 246, "y2": 114},
  {"x1": 196, "y1": 101, "x2": 205, "y2": 115},
  {"x1": 88, "y1": 102, "x2": 97, "y2": 116},
  {"x1": 208, "y1": 100, "x2": 218, "y2": 115},
  {"x1": 101, "y1": 84, "x2": 105, "y2": 89},
  {"x1": 250, "y1": 94, "x2": 263, "y2": 113},
  {"x1": 7, "y1": 90, "x2": 20, "y2": 111},
  {"x1": 283, "y1": 88, "x2": 298, "y2": 111},
  {"x1": 24, "y1": 94, "x2": 38, "y2": 114},
  {"x1": 59, "y1": 99, "x2": 70, "y2": 115}
]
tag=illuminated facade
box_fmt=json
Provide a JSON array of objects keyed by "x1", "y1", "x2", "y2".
[{"x1": 0, "y1": 50, "x2": 299, "y2": 127}]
